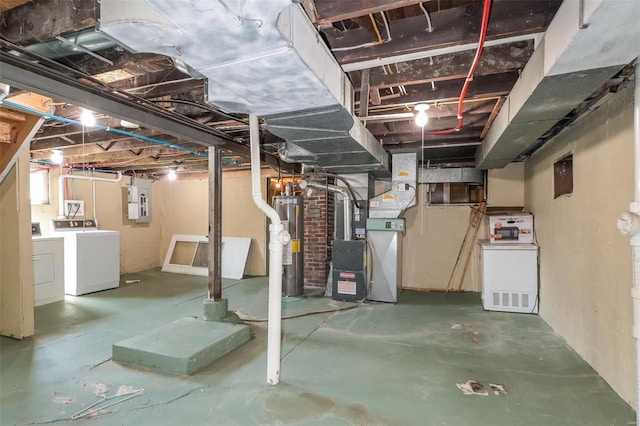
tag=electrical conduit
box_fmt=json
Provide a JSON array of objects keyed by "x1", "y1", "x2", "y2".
[
  {"x1": 300, "y1": 180, "x2": 352, "y2": 241},
  {"x1": 0, "y1": 99, "x2": 240, "y2": 165},
  {"x1": 58, "y1": 171, "x2": 122, "y2": 219},
  {"x1": 249, "y1": 114, "x2": 290, "y2": 386},
  {"x1": 617, "y1": 57, "x2": 640, "y2": 421}
]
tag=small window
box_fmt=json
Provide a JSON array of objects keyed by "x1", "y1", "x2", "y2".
[
  {"x1": 554, "y1": 153, "x2": 573, "y2": 198},
  {"x1": 30, "y1": 169, "x2": 50, "y2": 205}
]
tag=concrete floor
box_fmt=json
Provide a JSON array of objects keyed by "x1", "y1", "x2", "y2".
[{"x1": 0, "y1": 269, "x2": 634, "y2": 425}]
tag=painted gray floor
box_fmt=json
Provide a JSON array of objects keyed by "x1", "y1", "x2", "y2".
[{"x1": 0, "y1": 269, "x2": 634, "y2": 425}]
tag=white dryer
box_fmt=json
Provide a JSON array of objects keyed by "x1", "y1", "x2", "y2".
[{"x1": 52, "y1": 219, "x2": 120, "y2": 296}]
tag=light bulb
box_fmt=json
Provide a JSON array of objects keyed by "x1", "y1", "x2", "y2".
[
  {"x1": 167, "y1": 169, "x2": 177, "y2": 181},
  {"x1": 275, "y1": 180, "x2": 281, "y2": 189},
  {"x1": 414, "y1": 103, "x2": 430, "y2": 127},
  {"x1": 51, "y1": 150, "x2": 63, "y2": 165},
  {"x1": 80, "y1": 108, "x2": 96, "y2": 126}
]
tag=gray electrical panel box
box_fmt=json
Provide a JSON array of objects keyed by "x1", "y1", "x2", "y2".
[{"x1": 127, "y1": 178, "x2": 152, "y2": 223}]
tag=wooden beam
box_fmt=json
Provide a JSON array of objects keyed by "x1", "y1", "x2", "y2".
[
  {"x1": 364, "y1": 71, "x2": 518, "y2": 108},
  {"x1": 324, "y1": 1, "x2": 560, "y2": 65},
  {"x1": 314, "y1": 0, "x2": 430, "y2": 26},
  {"x1": 359, "y1": 69, "x2": 370, "y2": 117},
  {"x1": 0, "y1": 109, "x2": 26, "y2": 122},
  {"x1": 368, "y1": 41, "x2": 533, "y2": 89},
  {"x1": 1, "y1": 0, "x2": 96, "y2": 45}
]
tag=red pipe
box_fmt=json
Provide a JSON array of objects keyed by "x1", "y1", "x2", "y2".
[{"x1": 425, "y1": 0, "x2": 492, "y2": 135}]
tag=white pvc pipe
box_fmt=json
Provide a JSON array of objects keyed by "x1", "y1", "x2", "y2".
[
  {"x1": 58, "y1": 171, "x2": 122, "y2": 218},
  {"x1": 632, "y1": 58, "x2": 640, "y2": 424},
  {"x1": 249, "y1": 114, "x2": 288, "y2": 386}
]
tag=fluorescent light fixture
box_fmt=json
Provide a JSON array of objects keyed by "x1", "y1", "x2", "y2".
[
  {"x1": 120, "y1": 119, "x2": 140, "y2": 129},
  {"x1": 167, "y1": 168, "x2": 177, "y2": 181},
  {"x1": 414, "y1": 103, "x2": 430, "y2": 127},
  {"x1": 80, "y1": 108, "x2": 96, "y2": 126},
  {"x1": 50, "y1": 149, "x2": 63, "y2": 164}
]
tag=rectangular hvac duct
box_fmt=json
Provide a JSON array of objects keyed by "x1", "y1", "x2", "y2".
[
  {"x1": 98, "y1": 0, "x2": 390, "y2": 176},
  {"x1": 476, "y1": 0, "x2": 640, "y2": 168}
]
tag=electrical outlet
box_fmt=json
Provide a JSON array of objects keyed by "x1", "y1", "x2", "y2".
[{"x1": 63, "y1": 200, "x2": 84, "y2": 218}]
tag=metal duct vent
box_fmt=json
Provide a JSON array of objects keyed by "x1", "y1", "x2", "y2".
[
  {"x1": 420, "y1": 168, "x2": 484, "y2": 185},
  {"x1": 476, "y1": 0, "x2": 640, "y2": 168},
  {"x1": 98, "y1": 0, "x2": 390, "y2": 177}
]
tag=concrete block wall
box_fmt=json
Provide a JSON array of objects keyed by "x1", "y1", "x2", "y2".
[{"x1": 303, "y1": 189, "x2": 334, "y2": 286}]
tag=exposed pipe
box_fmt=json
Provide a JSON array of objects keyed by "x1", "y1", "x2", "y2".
[
  {"x1": 300, "y1": 180, "x2": 352, "y2": 241},
  {"x1": 617, "y1": 58, "x2": 640, "y2": 422},
  {"x1": 58, "y1": 171, "x2": 123, "y2": 219},
  {"x1": 633, "y1": 58, "x2": 640, "y2": 424},
  {"x1": 249, "y1": 114, "x2": 289, "y2": 386},
  {"x1": 425, "y1": 0, "x2": 492, "y2": 135},
  {"x1": 0, "y1": 99, "x2": 207, "y2": 158}
]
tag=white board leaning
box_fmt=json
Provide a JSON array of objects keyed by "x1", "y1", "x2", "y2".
[{"x1": 161, "y1": 234, "x2": 251, "y2": 280}]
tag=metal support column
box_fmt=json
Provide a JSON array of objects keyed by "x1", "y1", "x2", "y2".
[{"x1": 208, "y1": 146, "x2": 223, "y2": 300}]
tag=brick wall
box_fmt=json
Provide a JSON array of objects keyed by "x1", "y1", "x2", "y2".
[{"x1": 303, "y1": 188, "x2": 335, "y2": 287}]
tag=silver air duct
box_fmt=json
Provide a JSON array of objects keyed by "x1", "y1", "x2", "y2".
[
  {"x1": 369, "y1": 153, "x2": 418, "y2": 219},
  {"x1": 98, "y1": 0, "x2": 390, "y2": 176}
]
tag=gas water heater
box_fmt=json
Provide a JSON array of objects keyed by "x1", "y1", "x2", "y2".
[{"x1": 274, "y1": 185, "x2": 304, "y2": 297}]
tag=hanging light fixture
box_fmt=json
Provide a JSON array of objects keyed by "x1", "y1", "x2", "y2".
[
  {"x1": 80, "y1": 108, "x2": 96, "y2": 126},
  {"x1": 167, "y1": 168, "x2": 177, "y2": 181},
  {"x1": 414, "y1": 103, "x2": 430, "y2": 127},
  {"x1": 50, "y1": 149, "x2": 63, "y2": 165}
]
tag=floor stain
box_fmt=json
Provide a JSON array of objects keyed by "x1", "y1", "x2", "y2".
[{"x1": 263, "y1": 390, "x2": 335, "y2": 423}]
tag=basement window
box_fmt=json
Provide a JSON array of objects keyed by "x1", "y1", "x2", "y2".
[
  {"x1": 554, "y1": 153, "x2": 573, "y2": 198},
  {"x1": 427, "y1": 182, "x2": 485, "y2": 206},
  {"x1": 30, "y1": 169, "x2": 50, "y2": 205}
]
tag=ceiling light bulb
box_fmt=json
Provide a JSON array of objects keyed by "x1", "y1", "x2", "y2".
[
  {"x1": 167, "y1": 169, "x2": 177, "y2": 181},
  {"x1": 275, "y1": 180, "x2": 281, "y2": 189},
  {"x1": 414, "y1": 103, "x2": 430, "y2": 127},
  {"x1": 80, "y1": 108, "x2": 96, "y2": 126},
  {"x1": 51, "y1": 150, "x2": 63, "y2": 165}
]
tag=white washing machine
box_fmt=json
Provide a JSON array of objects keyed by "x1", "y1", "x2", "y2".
[{"x1": 52, "y1": 219, "x2": 120, "y2": 296}]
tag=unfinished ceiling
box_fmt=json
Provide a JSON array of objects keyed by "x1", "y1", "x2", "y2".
[{"x1": 0, "y1": 0, "x2": 636, "y2": 178}]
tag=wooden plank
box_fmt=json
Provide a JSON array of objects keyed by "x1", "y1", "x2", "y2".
[
  {"x1": 0, "y1": 122, "x2": 13, "y2": 143},
  {"x1": 368, "y1": 41, "x2": 534, "y2": 89},
  {"x1": 5, "y1": 92, "x2": 53, "y2": 114},
  {"x1": 1, "y1": 0, "x2": 95, "y2": 45},
  {"x1": 0, "y1": 109, "x2": 26, "y2": 122},
  {"x1": 0, "y1": 0, "x2": 30, "y2": 13},
  {"x1": 324, "y1": 1, "x2": 560, "y2": 65},
  {"x1": 365, "y1": 71, "x2": 518, "y2": 108},
  {"x1": 359, "y1": 69, "x2": 370, "y2": 117},
  {"x1": 314, "y1": 0, "x2": 429, "y2": 25}
]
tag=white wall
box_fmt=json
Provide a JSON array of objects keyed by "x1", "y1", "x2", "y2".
[
  {"x1": 31, "y1": 169, "x2": 163, "y2": 274},
  {"x1": 402, "y1": 163, "x2": 526, "y2": 291},
  {"x1": 524, "y1": 83, "x2": 635, "y2": 406},
  {"x1": 488, "y1": 162, "x2": 525, "y2": 207},
  {"x1": 31, "y1": 168, "x2": 275, "y2": 276},
  {"x1": 1, "y1": 149, "x2": 35, "y2": 338},
  {"x1": 155, "y1": 168, "x2": 275, "y2": 276}
]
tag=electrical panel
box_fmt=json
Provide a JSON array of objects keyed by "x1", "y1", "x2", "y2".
[
  {"x1": 366, "y1": 218, "x2": 405, "y2": 232},
  {"x1": 127, "y1": 178, "x2": 152, "y2": 223},
  {"x1": 352, "y1": 200, "x2": 368, "y2": 239}
]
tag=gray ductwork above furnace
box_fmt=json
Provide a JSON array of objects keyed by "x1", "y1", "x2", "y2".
[
  {"x1": 476, "y1": 0, "x2": 640, "y2": 169},
  {"x1": 98, "y1": 0, "x2": 390, "y2": 177}
]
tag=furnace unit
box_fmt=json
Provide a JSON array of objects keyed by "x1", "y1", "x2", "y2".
[{"x1": 331, "y1": 240, "x2": 367, "y2": 302}]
